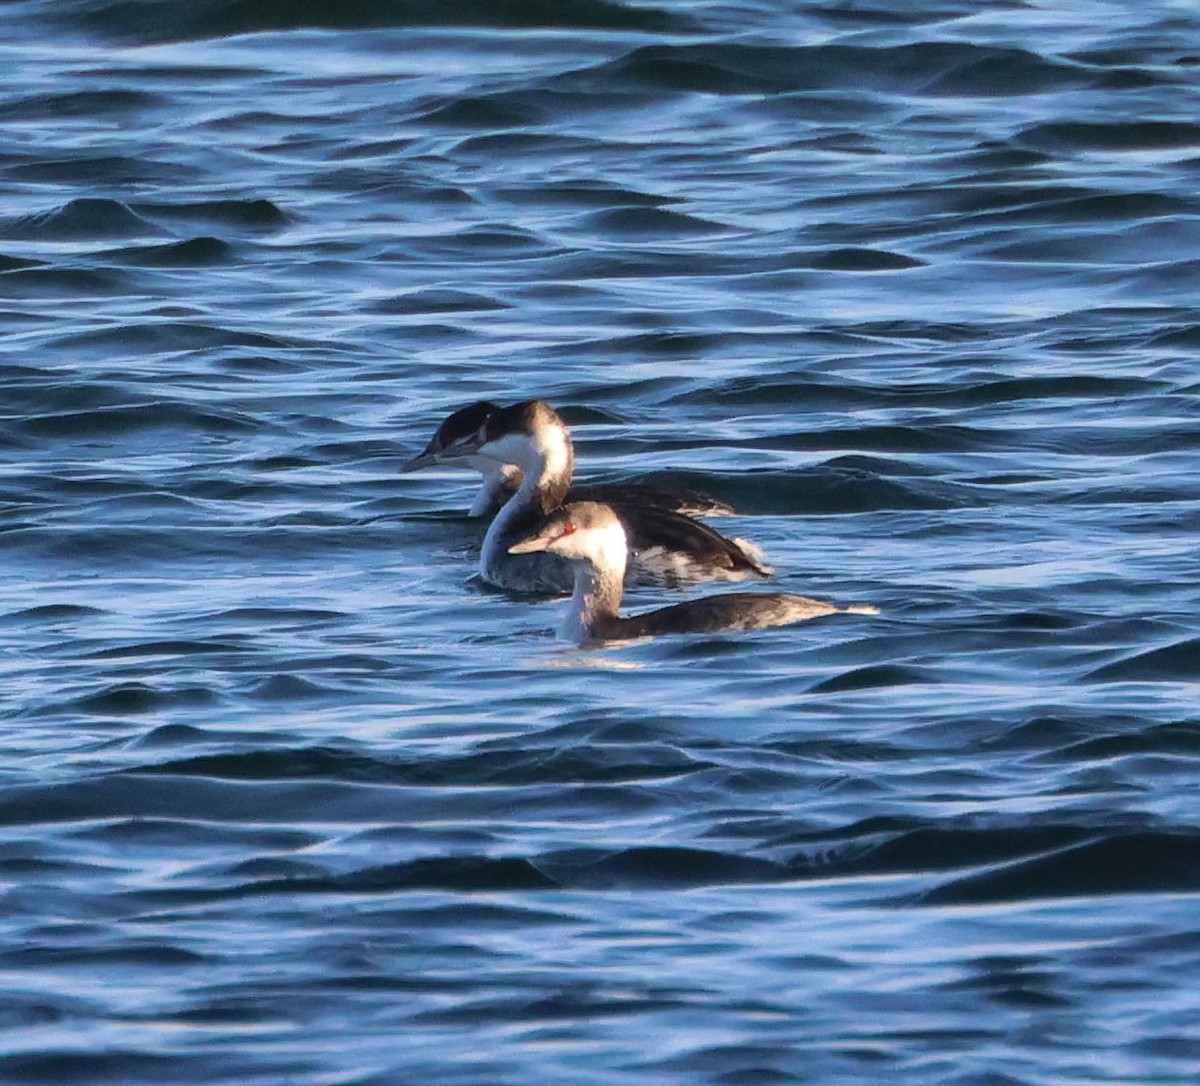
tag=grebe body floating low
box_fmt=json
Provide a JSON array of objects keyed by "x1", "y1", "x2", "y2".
[
  {"x1": 459, "y1": 400, "x2": 769, "y2": 594},
  {"x1": 510, "y1": 501, "x2": 877, "y2": 645}
]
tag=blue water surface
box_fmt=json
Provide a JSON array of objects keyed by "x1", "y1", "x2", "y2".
[{"x1": 2, "y1": 1, "x2": 1199, "y2": 1082}]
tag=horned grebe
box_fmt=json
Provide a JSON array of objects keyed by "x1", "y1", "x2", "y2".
[
  {"x1": 402, "y1": 400, "x2": 736, "y2": 519},
  {"x1": 511, "y1": 501, "x2": 878, "y2": 644},
  {"x1": 465, "y1": 400, "x2": 770, "y2": 594}
]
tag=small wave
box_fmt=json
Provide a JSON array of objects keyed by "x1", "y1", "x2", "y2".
[
  {"x1": 664, "y1": 373, "x2": 1138, "y2": 414},
  {"x1": 5, "y1": 153, "x2": 191, "y2": 187},
  {"x1": 761, "y1": 423, "x2": 998, "y2": 455},
  {"x1": 365, "y1": 289, "x2": 510, "y2": 315},
  {"x1": 130, "y1": 824, "x2": 1200, "y2": 901},
  {"x1": 133, "y1": 723, "x2": 229, "y2": 748},
  {"x1": 583, "y1": 207, "x2": 736, "y2": 239},
  {"x1": 805, "y1": 247, "x2": 926, "y2": 271},
  {"x1": 536, "y1": 846, "x2": 785, "y2": 889},
  {"x1": 74, "y1": 817, "x2": 319, "y2": 855},
  {"x1": 137, "y1": 197, "x2": 289, "y2": 231},
  {"x1": 924, "y1": 830, "x2": 1200, "y2": 904},
  {"x1": 1046, "y1": 720, "x2": 1200, "y2": 762},
  {"x1": 19, "y1": 401, "x2": 260, "y2": 439},
  {"x1": 401, "y1": 223, "x2": 553, "y2": 260},
  {"x1": 84, "y1": 638, "x2": 248, "y2": 660},
  {"x1": 0, "y1": 252, "x2": 42, "y2": 272},
  {"x1": 0, "y1": 941, "x2": 207, "y2": 969},
  {"x1": 415, "y1": 93, "x2": 542, "y2": 130},
  {"x1": 136, "y1": 741, "x2": 706, "y2": 787},
  {"x1": 0, "y1": 603, "x2": 106, "y2": 625},
  {"x1": 0, "y1": 1052, "x2": 218, "y2": 1085},
  {"x1": 3, "y1": 374, "x2": 166, "y2": 415},
  {"x1": 1087, "y1": 636, "x2": 1200, "y2": 682},
  {"x1": 275, "y1": 854, "x2": 561, "y2": 894},
  {"x1": 774, "y1": 819, "x2": 1095, "y2": 880},
  {"x1": 200, "y1": 606, "x2": 350, "y2": 625},
  {"x1": 809, "y1": 663, "x2": 935, "y2": 692},
  {"x1": 490, "y1": 180, "x2": 674, "y2": 211},
  {"x1": 60, "y1": 0, "x2": 691, "y2": 43},
  {"x1": 726, "y1": 466, "x2": 974, "y2": 514},
  {"x1": 0, "y1": 265, "x2": 134, "y2": 295},
  {"x1": 994, "y1": 189, "x2": 1193, "y2": 225},
  {"x1": 92, "y1": 236, "x2": 236, "y2": 267},
  {"x1": 839, "y1": 179, "x2": 1194, "y2": 227},
  {"x1": 572, "y1": 42, "x2": 1089, "y2": 97},
  {"x1": 212, "y1": 354, "x2": 310, "y2": 375},
  {"x1": 0, "y1": 88, "x2": 166, "y2": 121},
  {"x1": 3, "y1": 197, "x2": 162, "y2": 240},
  {"x1": 1149, "y1": 323, "x2": 1200, "y2": 349},
  {"x1": 942, "y1": 374, "x2": 1157, "y2": 406},
  {"x1": 141, "y1": 847, "x2": 785, "y2": 902},
  {"x1": 1, "y1": 526, "x2": 242, "y2": 566},
  {"x1": 1016, "y1": 120, "x2": 1200, "y2": 153},
  {"x1": 44, "y1": 322, "x2": 299, "y2": 356},
  {"x1": 452, "y1": 131, "x2": 600, "y2": 163},
  {"x1": 248, "y1": 675, "x2": 344, "y2": 701},
  {"x1": 60, "y1": 682, "x2": 221, "y2": 717}
]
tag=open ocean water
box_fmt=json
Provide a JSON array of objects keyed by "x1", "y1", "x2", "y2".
[{"x1": 2, "y1": 0, "x2": 1200, "y2": 1082}]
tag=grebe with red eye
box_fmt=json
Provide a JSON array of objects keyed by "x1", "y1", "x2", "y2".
[
  {"x1": 510, "y1": 501, "x2": 878, "y2": 645},
  {"x1": 460, "y1": 400, "x2": 770, "y2": 595},
  {"x1": 402, "y1": 401, "x2": 736, "y2": 519}
]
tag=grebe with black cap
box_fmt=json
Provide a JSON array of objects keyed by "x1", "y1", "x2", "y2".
[
  {"x1": 462, "y1": 400, "x2": 770, "y2": 595},
  {"x1": 401, "y1": 402, "x2": 519, "y2": 517},
  {"x1": 402, "y1": 400, "x2": 736, "y2": 519}
]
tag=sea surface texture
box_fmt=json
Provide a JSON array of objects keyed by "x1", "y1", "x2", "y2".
[{"x1": 2, "y1": 1, "x2": 1199, "y2": 1082}]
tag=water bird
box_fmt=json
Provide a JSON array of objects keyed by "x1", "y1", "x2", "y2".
[
  {"x1": 402, "y1": 401, "x2": 519, "y2": 517},
  {"x1": 402, "y1": 400, "x2": 736, "y2": 518},
  {"x1": 510, "y1": 501, "x2": 878, "y2": 645},
  {"x1": 456, "y1": 400, "x2": 770, "y2": 594}
]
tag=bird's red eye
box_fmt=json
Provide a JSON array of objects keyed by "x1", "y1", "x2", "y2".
[{"x1": 561, "y1": 522, "x2": 576, "y2": 535}]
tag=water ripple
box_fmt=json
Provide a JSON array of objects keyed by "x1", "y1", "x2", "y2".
[{"x1": 2, "y1": 2, "x2": 1199, "y2": 1083}]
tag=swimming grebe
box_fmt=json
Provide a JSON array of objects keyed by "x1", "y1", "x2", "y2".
[
  {"x1": 401, "y1": 402, "x2": 520, "y2": 517},
  {"x1": 466, "y1": 400, "x2": 770, "y2": 594},
  {"x1": 402, "y1": 400, "x2": 736, "y2": 519},
  {"x1": 510, "y1": 501, "x2": 878, "y2": 644}
]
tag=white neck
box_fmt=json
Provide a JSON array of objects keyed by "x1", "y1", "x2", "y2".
[
  {"x1": 467, "y1": 460, "x2": 520, "y2": 518},
  {"x1": 560, "y1": 526, "x2": 628, "y2": 642},
  {"x1": 481, "y1": 449, "x2": 543, "y2": 561},
  {"x1": 479, "y1": 426, "x2": 574, "y2": 580},
  {"x1": 481, "y1": 426, "x2": 572, "y2": 497}
]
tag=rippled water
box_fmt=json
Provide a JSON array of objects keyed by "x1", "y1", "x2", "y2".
[{"x1": 3, "y1": 1, "x2": 1200, "y2": 1082}]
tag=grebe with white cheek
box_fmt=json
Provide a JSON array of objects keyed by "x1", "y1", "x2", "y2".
[
  {"x1": 402, "y1": 400, "x2": 737, "y2": 519},
  {"x1": 510, "y1": 501, "x2": 877, "y2": 645},
  {"x1": 466, "y1": 401, "x2": 769, "y2": 595}
]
